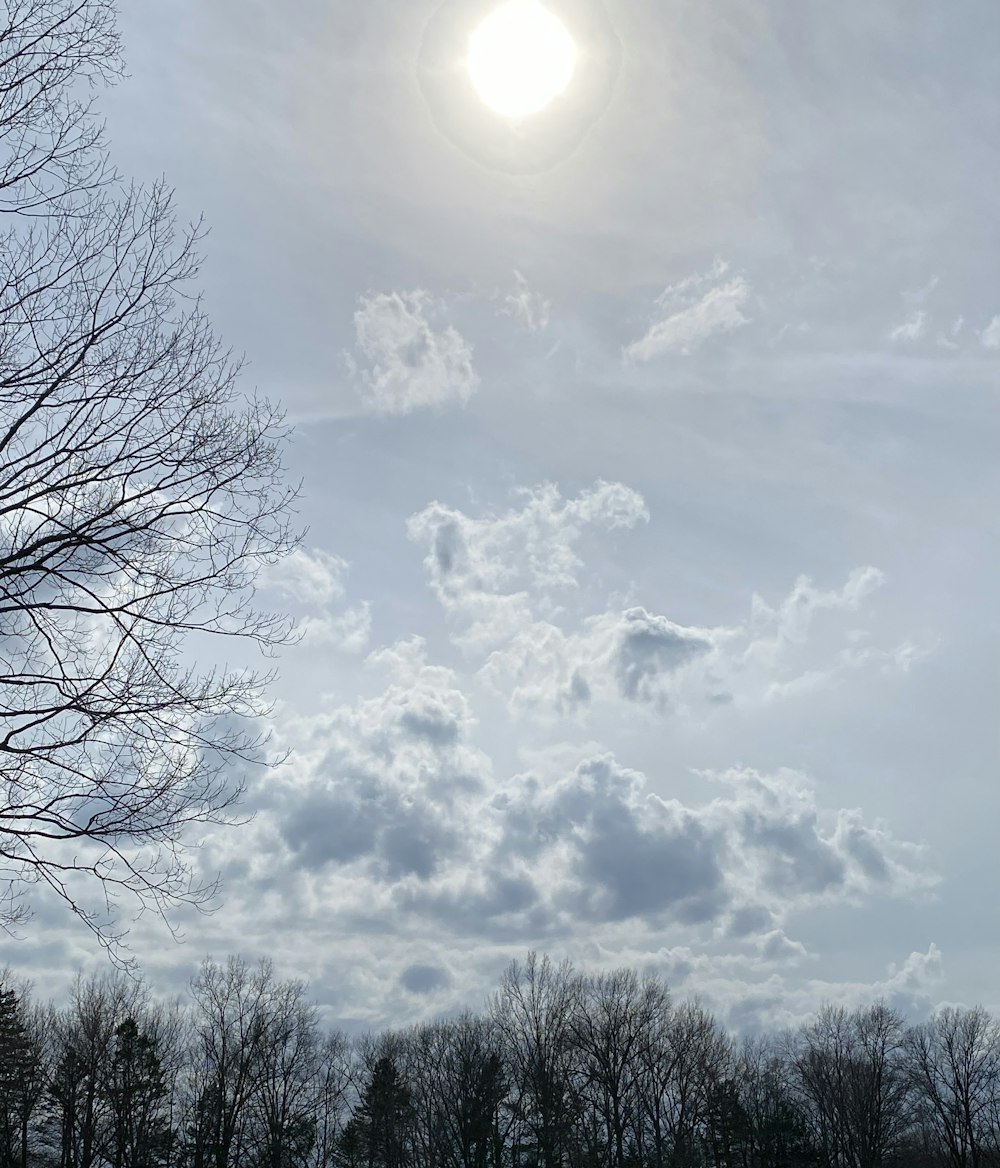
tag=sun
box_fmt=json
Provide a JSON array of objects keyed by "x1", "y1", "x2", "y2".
[{"x1": 467, "y1": 1, "x2": 578, "y2": 120}]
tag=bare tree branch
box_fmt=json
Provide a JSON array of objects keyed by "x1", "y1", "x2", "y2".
[{"x1": 0, "y1": 0, "x2": 302, "y2": 954}]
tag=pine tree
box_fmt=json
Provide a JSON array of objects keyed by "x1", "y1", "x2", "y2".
[
  {"x1": 106, "y1": 1017, "x2": 174, "y2": 1168},
  {"x1": 349, "y1": 1057, "x2": 412, "y2": 1168},
  {"x1": 0, "y1": 986, "x2": 42, "y2": 1168}
]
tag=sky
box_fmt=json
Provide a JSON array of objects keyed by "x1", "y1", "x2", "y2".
[{"x1": 16, "y1": 0, "x2": 1000, "y2": 1032}]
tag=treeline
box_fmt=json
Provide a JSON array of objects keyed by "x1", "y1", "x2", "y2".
[{"x1": 0, "y1": 952, "x2": 997, "y2": 1168}]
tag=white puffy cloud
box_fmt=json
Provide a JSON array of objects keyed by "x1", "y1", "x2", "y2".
[
  {"x1": 258, "y1": 547, "x2": 372, "y2": 654},
  {"x1": 408, "y1": 483, "x2": 920, "y2": 722},
  {"x1": 407, "y1": 480, "x2": 648, "y2": 651},
  {"x1": 258, "y1": 547, "x2": 348, "y2": 606},
  {"x1": 624, "y1": 261, "x2": 750, "y2": 362},
  {"x1": 348, "y1": 290, "x2": 479, "y2": 414}
]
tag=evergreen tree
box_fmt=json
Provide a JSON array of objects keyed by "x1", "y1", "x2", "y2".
[
  {"x1": 349, "y1": 1056, "x2": 412, "y2": 1168},
  {"x1": 0, "y1": 986, "x2": 40, "y2": 1168},
  {"x1": 106, "y1": 1017, "x2": 174, "y2": 1168}
]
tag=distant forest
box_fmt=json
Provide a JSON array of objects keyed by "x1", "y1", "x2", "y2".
[{"x1": 0, "y1": 952, "x2": 996, "y2": 1168}]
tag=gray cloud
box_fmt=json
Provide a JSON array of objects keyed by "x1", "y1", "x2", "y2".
[
  {"x1": 553, "y1": 757, "x2": 727, "y2": 924},
  {"x1": 613, "y1": 607, "x2": 714, "y2": 702},
  {"x1": 269, "y1": 642, "x2": 490, "y2": 883},
  {"x1": 399, "y1": 962, "x2": 451, "y2": 994}
]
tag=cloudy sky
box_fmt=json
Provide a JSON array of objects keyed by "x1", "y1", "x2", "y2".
[{"x1": 22, "y1": 0, "x2": 1000, "y2": 1031}]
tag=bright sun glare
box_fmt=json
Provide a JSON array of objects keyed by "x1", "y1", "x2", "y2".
[{"x1": 467, "y1": 1, "x2": 578, "y2": 120}]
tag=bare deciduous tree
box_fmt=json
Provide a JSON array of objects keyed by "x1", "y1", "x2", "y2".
[
  {"x1": 905, "y1": 1007, "x2": 1000, "y2": 1168},
  {"x1": 0, "y1": 0, "x2": 120, "y2": 214},
  {"x1": 637, "y1": 999, "x2": 731, "y2": 1168},
  {"x1": 790, "y1": 1002, "x2": 911, "y2": 1168},
  {"x1": 0, "y1": 0, "x2": 300, "y2": 945},
  {"x1": 187, "y1": 957, "x2": 274, "y2": 1168},
  {"x1": 490, "y1": 953, "x2": 582, "y2": 1168},
  {"x1": 307, "y1": 1031, "x2": 352, "y2": 1168},
  {"x1": 254, "y1": 978, "x2": 320, "y2": 1168},
  {"x1": 571, "y1": 968, "x2": 670, "y2": 1168}
]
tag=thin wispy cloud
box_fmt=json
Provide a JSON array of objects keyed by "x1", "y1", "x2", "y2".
[
  {"x1": 888, "y1": 310, "x2": 927, "y2": 342},
  {"x1": 625, "y1": 261, "x2": 750, "y2": 361},
  {"x1": 499, "y1": 269, "x2": 551, "y2": 333},
  {"x1": 981, "y1": 314, "x2": 1000, "y2": 349}
]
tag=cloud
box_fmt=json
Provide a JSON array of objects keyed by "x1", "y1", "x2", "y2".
[
  {"x1": 192, "y1": 603, "x2": 933, "y2": 960},
  {"x1": 638, "y1": 943, "x2": 945, "y2": 1034},
  {"x1": 488, "y1": 758, "x2": 935, "y2": 986},
  {"x1": 888, "y1": 310, "x2": 927, "y2": 342},
  {"x1": 348, "y1": 290, "x2": 479, "y2": 414},
  {"x1": 499, "y1": 270, "x2": 551, "y2": 333},
  {"x1": 399, "y1": 963, "x2": 452, "y2": 994},
  {"x1": 500, "y1": 756, "x2": 729, "y2": 926},
  {"x1": 611, "y1": 608, "x2": 716, "y2": 702},
  {"x1": 981, "y1": 314, "x2": 1000, "y2": 349},
  {"x1": 624, "y1": 261, "x2": 750, "y2": 361},
  {"x1": 407, "y1": 480, "x2": 648, "y2": 650},
  {"x1": 266, "y1": 638, "x2": 491, "y2": 883},
  {"x1": 169, "y1": 626, "x2": 935, "y2": 1029},
  {"x1": 395, "y1": 754, "x2": 933, "y2": 941},
  {"x1": 475, "y1": 607, "x2": 717, "y2": 718},
  {"x1": 258, "y1": 547, "x2": 372, "y2": 653},
  {"x1": 408, "y1": 483, "x2": 919, "y2": 722},
  {"x1": 298, "y1": 603, "x2": 373, "y2": 653},
  {"x1": 259, "y1": 547, "x2": 348, "y2": 606}
]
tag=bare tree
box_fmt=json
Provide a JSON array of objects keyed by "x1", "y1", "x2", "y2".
[
  {"x1": 790, "y1": 1002, "x2": 911, "y2": 1168},
  {"x1": 0, "y1": 0, "x2": 300, "y2": 945},
  {"x1": 254, "y1": 978, "x2": 321, "y2": 1168},
  {"x1": 0, "y1": 0, "x2": 121, "y2": 214},
  {"x1": 728, "y1": 1035, "x2": 822, "y2": 1168},
  {"x1": 307, "y1": 1031, "x2": 353, "y2": 1168},
  {"x1": 405, "y1": 1015, "x2": 509, "y2": 1168},
  {"x1": 186, "y1": 957, "x2": 279, "y2": 1168},
  {"x1": 571, "y1": 968, "x2": 670, "y2": 1168},
  {"x1": 904, "y1": 1007, "x2": 1000, "y2": 1168},
  {"x1": 490, "y1": 953, "x2": 583, "y2": 1168},
  {"x1": 636, "y1": 999, "x2": 731, "y2": 1168},
  {"x1": 47, "y1": 970, "x2": 148, "y2": 1168}
]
